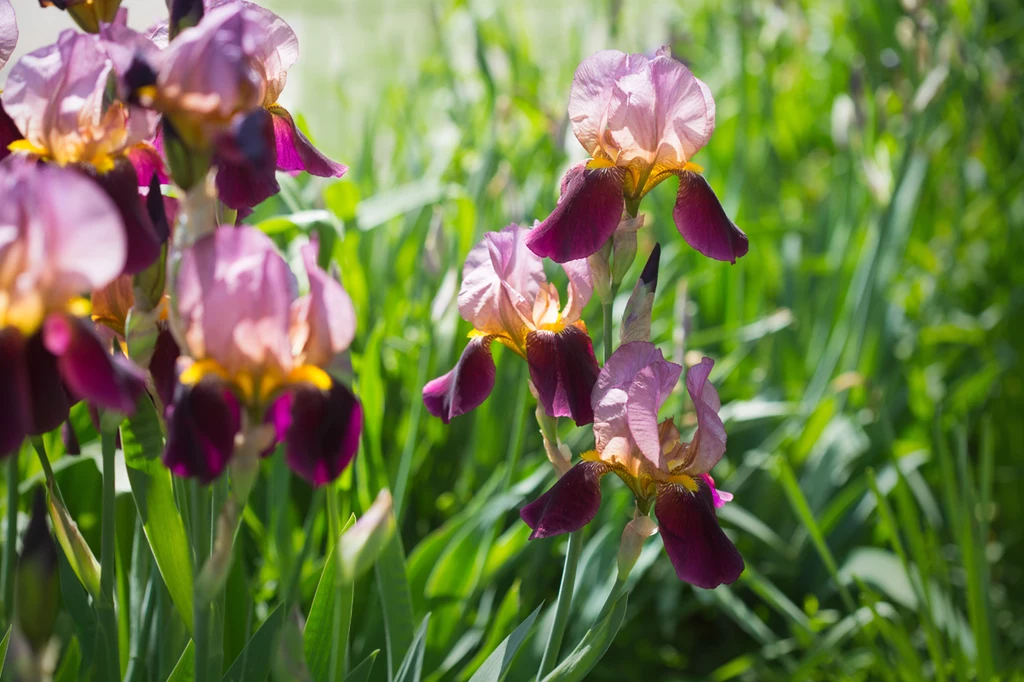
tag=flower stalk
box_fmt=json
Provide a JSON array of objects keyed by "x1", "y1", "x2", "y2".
[
  {"x1": 99, "y1": 429, "x2": 121, "y2": 679},
  {"x1": 536, "y1": 528, "x2": 584, "y2": 680},
  {"x1": 2, "y1": 453, "x2": 17, "y2": 624}
]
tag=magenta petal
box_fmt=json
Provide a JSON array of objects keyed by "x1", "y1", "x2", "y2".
[
  {"x1": 214, "y1": 108, "x2": 281, "y2": 210},
  {"x1": 422, "y1": 335, "x2": 497, "y2": 424},
  {"x1": 163, "y1": 380, "x2": 240, "y2": 483},
  {"x1": 0, "y1": 101, "x2": 21, "y2": 163},
  {"x1": 149, "y1": 327, "x2": 180, "y2": 413},
  {"x1": 656, "y1": 482, "x2": 744, "y2": 589},
  {"x1": 700, "y1": 473, "x2": 733, "y2": 508},
  {"x1": 520, "y1": 461, "x2": 607, "y2": 539},
  {"x1": 525, "y1": 163, "x2": 625, "y2": 263},
  {"x1": 79, "y1": 159, "x2": 163, "y2": 275},
  {"x1": 126, "y1": 143, "x2": 168, "y2": 188},
  {"x1": 526, "y1": 325, "x2": 599, "y2": 426},
  {"x1": 673, "y1": 172, "x2": 748, "y2": 264},
  {"x1": 270, "y1": 106, "x2": 347, "y2": 178},
  {"x1": 24, "y1": 331, "x2": 71, "y2": 436},
  {"x1": 42, "y1": 314, "x2": 146, "y2": 416},
  {"x1": 0, "y1": 328, "x2": 32, "y2": 457},
  {"x1": 279, "y1": 382, "x2": 362, "y2": 486}
]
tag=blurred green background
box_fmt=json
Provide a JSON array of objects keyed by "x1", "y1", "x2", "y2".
[{"x1": 7, "y1": 0, "x2": 1024, "y2": 679}]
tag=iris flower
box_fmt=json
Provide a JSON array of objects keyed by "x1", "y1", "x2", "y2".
[
  {"x1": 0, "y1": 159, "x2": 146, "y2": 457},
  {"x1": 520, "y1": 341, "x2": 743, "y2": 588},
  {"x1": 0, "y1": 0, "x2": 18, "y2": 157},
  {"x1": 137, "y1": 0, "x2": 346, "y2": 209},
  {"x1": 423, "y1": 224, "x2": 599, "y2": 426},
  {"x1": 164, "y1": 226, "x2": 361, "y2": 486},
  {"x1": 526, "y1": 47, "x2": 748, "y2": 265},
  {"x1": 2, "y1": 22, "x2": 165, "y2": 274}
]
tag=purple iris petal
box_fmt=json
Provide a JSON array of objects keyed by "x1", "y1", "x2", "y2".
[
  {"x1": 422, "y1": 335, "x2": 497, "y2": 424},
  {"x1": 525, "y1": 162, "x2": 625, "y2": 263},
  {"x1": 214, "y1": 108, "x2": 280, "y2": 211},
  {"x1": 656, "y1": 481, "x2": 744, "y2": 589},
  {"x1": 0, "y1": 328, "x2": 32, "y2": 457},
  {"x1": 24, "y1": 330, "x2": 71, "y2": 436},
  {"x1": 62, "y1": 420, "x2": 81, "y2": 456},
  {"x1": 42, "y1": 314, "x2": 145, "y2": 416},
  {"x1": 0, "y1": 101, "x2": 20, "y2": 163},
  {"x1": 526, "y1": 325, "x2": 599, "y2": 426},
  {"x1": 163, "y1": 380, "x2": 241, "y2": 483},
  {"x1": 672, "y1": 172, "x2": 748, "y2": 264},
  {"x1": 148, "y1": 327, "x2": 180, "y2": 413},
  {"x1": 78, "y1": 158, "x2": 163, "y2": 275},
  {"x1": 269, "y1": 106, "x2": 346, "y2": 178},
  {"x1": 520, "y1": 461, "x2": 607, "y2": 540},
  {"x1": 126, "y1": 143, "x2": 167, "y2": 188},
  {"x1": 278, "y1": 381, "x2": 362, "y2": 486}
]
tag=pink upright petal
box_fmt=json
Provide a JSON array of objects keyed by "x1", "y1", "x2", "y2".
[
  {"x1": 422, "y1": 335, "x2": 497, "y2": 423},
  {"x1": 656, "y1": 482, "x2": 743, "y2": 588},
  {"x1": 174, "y1": 226, "x2": 295, "y2": 376},
  {"x1": 291, "y1": 241, "x2": 356, "y2": 367},
  {"x1": 0, "y1": 0, "x2": 17, "y2": 71},
  {"x1": 526, "y1": 326, "x2": 599, "y2": 426},
  {"x1": 673, "y1": 172, "x2": 748, "y2": 263},
  {"x1": 458, "y1": 225, "x2": 546, "y2": 337},
  {"x1": 520, "y1": 461, "x2": 608, "y2": 539},
  {"x1": 525, "y1": 163, "x2": 624, "y2": 263},
  {"x1": 270, "y1": 106, "x2": 347, "y2": 177},
  {"x1": 568, "y1": 50, "x2": 646, "y2": 157},
  {"x1": 625, "y1": 360, "x2": 682, "y2": 469},
  {"x1": 648, "y1": 50, "x2": 716, "y2": 168},
  {"x1": 560, "y1": 257, "x2": 593, "y2": 324},
  {"x1": 680, "y1": 357, "x2": 727, "y2": 475}
]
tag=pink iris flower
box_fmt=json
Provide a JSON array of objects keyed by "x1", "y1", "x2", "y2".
[
  {"x1": 1, "y1": 20, "x2": 165, "y2": 274},
  {"x1": 520, "y1": 341, "x2": 743, "y2": 589},
  {"x1": 164, "y1": 226, "x2": 361, "y2": 486},
  {"x1": 137, "y1": 0, "x2": 346, "y2": 209},
  {"x1": 0, "y1": 159, "x2": 146, "y2": 457},
  {"x1": 526, "y1": 47, "x2": 749, "y2": 265},
  {"x1": 0, "y1": 0, "x2": 17, "y2": 156},
  {"x1": 423, "y1": 224, "x2": 600, "y2": 426}
]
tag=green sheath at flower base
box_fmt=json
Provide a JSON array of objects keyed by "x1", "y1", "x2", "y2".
[{"x1": 338, "y1": 489, "x2": 395, "y2": 585}]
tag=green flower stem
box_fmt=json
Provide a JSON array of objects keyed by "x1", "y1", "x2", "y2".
[
  {"x1": 2, "y1": 453, "x2": 18, "y2": 625},
  {"x1": 191, "y1": 479, "x2": 212, "y2": 682},
  {"x1": 595, "y1": 575, "x2": 627, "y2": 624},
  {"x1": 602, "y1": 301, "x2": 614, "y2": 364},
  {"x1": 99, "y1": 430, "x2": 122, "y2": 678},
  {"x1": 536, "y1": 528, "x2": 584, "y2": 680}
]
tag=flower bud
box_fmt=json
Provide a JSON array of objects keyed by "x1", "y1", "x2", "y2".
[
  {"x1": 588, "y1": 240, "x2": 613, "y2": 305},
  {"x1": 15, "y1": 490, "x2": 60, "y2": 654},
  {"x1": 616, "y1": 515, "x2": 658, "y2": 581},
  {"x1": 610, "y1": 214, "x2": 643, "y2": 287},
  {"x1": 162, "y1": 118, "x2": 212, "y2": 192},
  {"x1": 620, "y1": 244, "x2": 660, "y2": 345},
  {"x1": 338, "y1": 489, "x2": 395, "y2": 585}
]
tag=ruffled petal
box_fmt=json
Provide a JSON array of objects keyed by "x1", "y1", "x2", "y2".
[
  {"x1": 276, "y1": 381, "x2": 362, "y2": 486},
  {"x1": 656, "y1": 482, "x2": 743, "y2": 589},
  {"x1": 673, "y1": 172, "x2": 748, "y2": 263},
  {"x1": 520, "y1": 461, "x2": 607, "y2": 540},
  {"x1": 0, "y1": 328, "x2": 32, "y2": 457},
  {"x1": 647, "y1": 50, "x2": 716, "y2": 168},
  {"x1": 269, "y1": 105, "x2": 347, "y2": 178},
  {"x1": 422, "y1": 335, "x2": 497, "y2": 424},
  {"x1": 567, "y1": 50, "x2": 645, "y2": 157},
  {"x1": 290, "y1": 241, "x2": 355, "y2": 367},
  {"x1": 625, "y1": 359, "x2": 682, "y2": 469},
  {"x1": 78, "y1": 159, "x2": 163, "y2": 275},
  {"x1": 163, "y1": 379, "x2": 240, "y2": 483},
  {"x1": 678, "y1": 357, "x2": 727, "y2": 475},
  {"x1": 560, "y1": 257, "x2": 593, "y2": 324},
  {"x1": 214, "y1": 108, "x2": 280, "y2": 210},
  {"x1": 526, "y1": 325, "x2": 599, "y2": 426},
  {"x1": 42, "y1": 314, "x2": 146, "y2": 416},
  {"x1": 525, "y1": 162, "x2": 624, "y2": 263},
  {"x1": 0, "y1": 0, "x2": 16, "y2": 72}
]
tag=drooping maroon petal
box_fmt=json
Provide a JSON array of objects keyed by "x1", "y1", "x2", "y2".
[
  {"x1": 422, "y1": 335, "x2": 497, "y2": 424},
  {"x1": 42, "y1": 314, "x2": 146, "y2": 416},
  {"x1": 269, "y1": 105, "x2": 347, "y2": 178},
  {"x1": 672, "y1": 172, "x2": 748, "y2": 264},
  {"x1": 0, "y1": 100, "x2": 22, "y2": 164},
  {"x1": 525, "y1": 162, "x2": 625, "y2": 263},
  {"x1": 145, "y1": 175, "x2": 171, "y2": 244},
  {"x1": 126, "y1": 143, "x2": 168, "y2": 188},
  {"x1": 656, "y1": 481, "x2": 744, "y2": 589},
  {"x1": 149, "y1": 327, "x2": 180, "y2": 412},
  {"x1": 61, "y1": 420, "x2": 81, "y2": 456},
  {"x1": 277, "y1": 381, "x2": 362, "y2": 486},
  {"x1": 0, "y1": 328, "x2": 32, "y2": 457},
  {"x1": 520, "y1": 461, "x2": 608, "y2": 540},
  {"x1": 78, "y1": 159, "x2": 163, "y2": 274},
  {"x1": 163, "y1": 379, "x2": 240, "y2": 483},
  {"x1": 526, "y1": 325, "x2": 599, "y2": 426},
  {"x1": 214, "y1": 108, "x2": 280, "y2": 210},
  {"x1": 23, "y1": 332, "x2": 71, "y2": 436}
]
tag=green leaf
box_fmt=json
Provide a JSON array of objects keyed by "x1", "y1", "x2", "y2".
[
  {"x1": 53, "y1": 636, "x2": 82, "y2": 682},
  {"x1": 355, "y1": 180, "x2": 444, "y2": 231},
  {"x1": 304, "y1": 546, "x2": 352, "y2": 682},
  {"x1": 540, "y1": 593, "x2": 628, "y2": 682},
  {"x1": 394, "y1": 614, "x2": 430, "y2": 682},
  {"x1": 222, "y1": 604, "x2": 285, "y2": 682},
  {"x1": 0, "y1": 626, "x2": 10, "y2": 674},
  {"x1": 166, "y1": 640, "x2": 194, "y2": 682},
  {"x1": 342, "y1": 651, "x2": 378, "y2": 682},
  {"x1": 46, "y1": 479, "x2": 101, "y2": 601},
  {"x1": 467, "y1": 605, "x2": 541, "y2": 682},
  {"x1": 375, "y1": 534, "x2": 415, "y2": 679},
  {"x1": 57, "y1": 548, "x2": 98, "y2": 680}
]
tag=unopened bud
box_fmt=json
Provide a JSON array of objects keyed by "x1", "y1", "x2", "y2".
[
  {"x1": 617, "y1": 515, "x2": 658, "y2": 580},
  {"x1": 46, "y1": 486, "x2": 101, "y2": 601},
  {"x1": 588, "y1": 241, "x2": 613, "y2": 305},
  {"x1": 163, "y1": 118, "x2": 212, "y2": 192},
  {"x1": 620, "y1": 244, "x2": 660, "y2": 344},
  {"x1": 16, "y1": 490, "x2": 60, "y2": 654},
  {"x1": 610, "y1": 215, "x2": 643, "y2": 286},
  {"x1": 339, "y1": 489, "x2": 395, "y2": 585}
]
